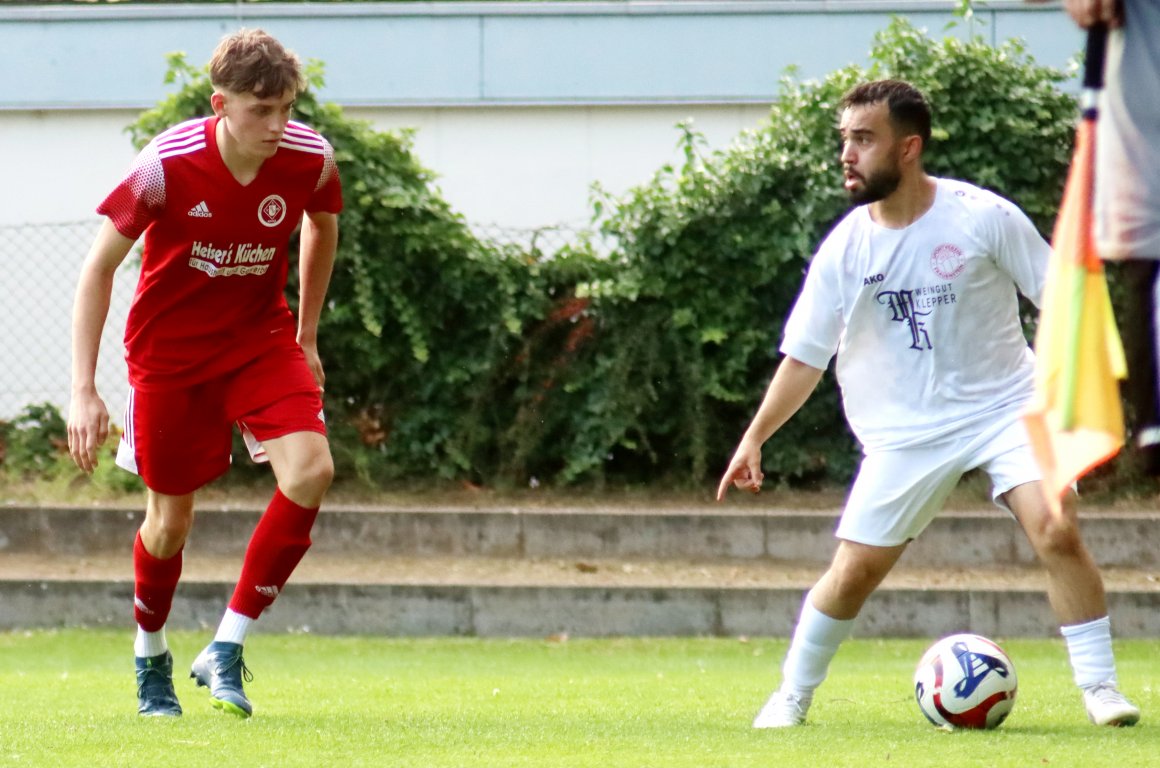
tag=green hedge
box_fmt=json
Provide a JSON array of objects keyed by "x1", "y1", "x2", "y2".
[
  {"x1": 8, "y1": 18, "x2": 1099, "y2": 492},
  {"x1": 560, "y1": 18, "x2": 1077, "y2": 486}
]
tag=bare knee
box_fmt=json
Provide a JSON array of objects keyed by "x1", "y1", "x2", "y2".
[
  {"x1": 829, "y1": 557, "x2": 891, "y2": 598},
  {"x1": 279, "y1": 450, "x2": 334, "y2": 507},
  {"x1": 1027, "y1": 514, "x2": 1086, "y2": 560},
  {"x1": 1007, "y1": 484, "x2": 1088, "y2": 561},
  {"x1": 814, "y1": 541, "x2": 906, "y2": 619},
  {"x1": 142, "y1": 492, "x2": 195, "y2": 558}
]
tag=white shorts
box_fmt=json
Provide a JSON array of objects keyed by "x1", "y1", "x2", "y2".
[{"x1": 835, "y1": 414, "x2": 1041, "y2": 547}]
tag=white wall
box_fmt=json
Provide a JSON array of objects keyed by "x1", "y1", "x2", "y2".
[
  {"x1": 353, "y1": 103, "x2": 773, "y2": 229},
  {"x1": 3, "y1": 103, "x2": 772, "y2": 228}
]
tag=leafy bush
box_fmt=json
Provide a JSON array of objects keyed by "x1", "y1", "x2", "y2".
[
  {"x1": 0, "y1": 402, "x2": 69, "y2": 478},
  {"x1": 0, "y1": 402, "x2": 143, "y2": 494},
  {"x1": 122, "y1": 17, "x2": 1081, "y2": 490},
  {"x1": 129, "y1": 55, "x2": 612, "y2": 486},
  {"x1": 563, "y1": 17, "x2": 1077, "y2": 486}
]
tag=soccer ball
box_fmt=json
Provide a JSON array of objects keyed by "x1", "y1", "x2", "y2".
[{"x1": 914, "y1": 633, "x2": 1017, "y2": 730}]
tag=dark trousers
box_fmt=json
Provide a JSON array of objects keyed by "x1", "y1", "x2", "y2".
[{"x1": 1117, "y1": 259, "x2": 1160, "y2": 474}]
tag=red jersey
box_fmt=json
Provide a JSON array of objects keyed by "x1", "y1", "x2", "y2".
[{"x1": 98, "y1": 116, "x2": 343, "y2": 390}]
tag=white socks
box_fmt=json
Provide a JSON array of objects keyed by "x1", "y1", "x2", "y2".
[
  {"x1": 779, "y1": 603, "x2": 1115, "y2": 694},
  {"x1": 1061, "y1": 615, "x2": 1118, "y2": 689},
  {"x1": 136, "y1": 609, "x2": 255, "y2": 657},
  {"x1": 134, "y1": 627, "x2": 168, "y2": 658},
  {"x1": 781, "y1": 592, "x2": 857, "y2": 693},
  {"x1": 214, "y1": 608, "x2": 255, "y2": 646}
]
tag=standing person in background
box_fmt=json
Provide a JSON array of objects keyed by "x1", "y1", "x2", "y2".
[
  {"x1": 67, "y1": 28, "x2": 343, "y2": 718},
  {"x1": 717, "y1": 79, "x2": 1140, "y2": 729},
  {"x1": 1056, "y1": 0, "x2": 1160, "y2": 469}
]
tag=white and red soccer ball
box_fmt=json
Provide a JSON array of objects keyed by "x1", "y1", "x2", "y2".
[{"x1": 914, "y1": 633, "x2": 1018, "y2": 729}]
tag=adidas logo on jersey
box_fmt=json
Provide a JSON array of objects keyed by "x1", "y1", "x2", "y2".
[{"x1": 187, "y1": 201, "x2": 213, "y2": 218}]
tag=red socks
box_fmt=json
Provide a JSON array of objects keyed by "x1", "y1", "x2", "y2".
[
  {"x1": 133, "y1": 532, "x2": 183, "y2": 632},
  {"x1": 229, "y1": 488, "x2": 319, "y2": 619}
]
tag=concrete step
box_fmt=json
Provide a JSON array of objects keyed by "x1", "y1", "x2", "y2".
[
  {"x1": 2, "y1": 550, "x2": 1157, "y2": 638},
  {"x1": 2, "y1": 503, "x2": 1158, "y2": 568}
]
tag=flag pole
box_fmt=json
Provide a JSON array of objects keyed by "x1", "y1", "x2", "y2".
[{"x1": 1060, "y1": 24, "x2": 1108, "y2": 430}]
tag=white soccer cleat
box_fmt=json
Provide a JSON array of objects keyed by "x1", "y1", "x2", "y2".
[
  {"x1": 752, "y1": 688, "x2": 812, "y2": 728},
  {"x1": 1083, "y1": 682, "x2": 1141, "y2": 727}
]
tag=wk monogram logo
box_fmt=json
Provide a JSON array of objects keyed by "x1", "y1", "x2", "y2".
[
  {"x1": 187, "y1": 201, "x2": 212, "y2": 218},
  {"x1": 876, "y1": 290, "x2": 932, "y2": 350}
]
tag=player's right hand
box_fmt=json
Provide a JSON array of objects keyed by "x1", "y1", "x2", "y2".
[
  {"x1": 1061, "y1": 0, "x2": 1124, "y2": 28},
  {"x1": 67, "y1": 391, "x2": 110, "y2": 474},
  {"x1": 716, "y1": 443, "x2": 764, "y2": 501}
]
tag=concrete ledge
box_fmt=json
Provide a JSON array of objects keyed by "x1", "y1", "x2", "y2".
[
  {"x1": 3, "y1": 579, "x2": 1157, "y2": 638},
  {"x1": 2, "y1": 505, "x2": 1156, "y2": 568}
]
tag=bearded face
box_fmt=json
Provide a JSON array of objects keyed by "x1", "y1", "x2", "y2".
[{"x1": 839, "y1": 102, "x2": 907, "y2": 206}]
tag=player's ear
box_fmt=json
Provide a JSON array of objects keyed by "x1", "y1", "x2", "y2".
[
  {"x1": 210, "y1": 91, "x2": 226, "y2": 117},
  {"x1": 902, "y1": 133, "x2": 923, "y2": 164}
]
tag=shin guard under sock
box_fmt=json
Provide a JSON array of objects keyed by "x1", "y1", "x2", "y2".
[
  {"x1": 229, "y1": 488, "x2": 319, "y2": 618},
  {"x1": 133, "y1": 532, "x2": 183, "y2": 633}
]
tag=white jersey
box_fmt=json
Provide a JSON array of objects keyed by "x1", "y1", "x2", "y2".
[
  {"x1": 781, "y1": 178, "x2": 1049, "y2": 452},
  {"x1": 1095, "y1": 0, "x2": 1160, "y2": 260}
]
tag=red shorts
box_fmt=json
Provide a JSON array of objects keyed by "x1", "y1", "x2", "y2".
[{"x1": 116, "y1": 343, "x2": 326, "y2": 495}]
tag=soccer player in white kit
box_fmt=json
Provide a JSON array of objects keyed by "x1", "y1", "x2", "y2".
[{"x1": 717, "y1": 80, "x2": 1140, "y2": 728}]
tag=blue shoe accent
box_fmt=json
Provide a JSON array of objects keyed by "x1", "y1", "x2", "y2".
[
  {"x1": 190, "y1": 641, "x2": 253, "y2": 718},
  {"x1": 136, "y1": 651, "x2": 182, "y2": 717}
]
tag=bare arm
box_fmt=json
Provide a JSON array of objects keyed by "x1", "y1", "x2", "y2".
[
  {"x1": 1027, "y1": 0, "x2": 1124, "y2": 27},
  {"x1": 296, "y1": 210, "x2": 339, "y2": 389},
  {"x1": 68, "y1": 219, "x2": 135, "y2": 472},
  {"x1": 716, "y1": 356, "x2": 825, "y2": 501}
]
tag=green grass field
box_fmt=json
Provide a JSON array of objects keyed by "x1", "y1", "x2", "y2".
[{"x1": 1, "y1": 631, "x2": 1155, "y2": 767}]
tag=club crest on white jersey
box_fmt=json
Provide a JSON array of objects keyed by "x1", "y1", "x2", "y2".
[{"x1": 931, "y1": 243, "x2": 966, "y2": 279}]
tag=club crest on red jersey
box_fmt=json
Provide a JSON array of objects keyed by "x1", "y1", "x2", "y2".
[{"x1": 259, "y1": 194, "x2": 287, "y2": 227}]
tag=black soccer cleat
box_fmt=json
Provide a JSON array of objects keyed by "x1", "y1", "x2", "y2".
[{"x1": 136, "y1": 651, "x2": 182, "y2": 717}]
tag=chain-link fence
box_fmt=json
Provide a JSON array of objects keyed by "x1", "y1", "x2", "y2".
[
  {"x1": 471, "y1": 221, "x2": 616, "y2": 259},
  {"x1": 0, "y1": 219, "x2": 612, "y2": 424},
  {"x1": 1, "y1": 221, "x2": 136, "y2": 423}
]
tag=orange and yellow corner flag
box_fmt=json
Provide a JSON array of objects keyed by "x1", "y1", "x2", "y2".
[{"x1": 1024, "y1": 117, "x2": 1127, "y2": 512}]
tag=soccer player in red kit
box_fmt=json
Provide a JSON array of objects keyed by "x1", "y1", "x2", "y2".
[{"x1": 67, "y1": 29, "x2": 342, "y2": 718}]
